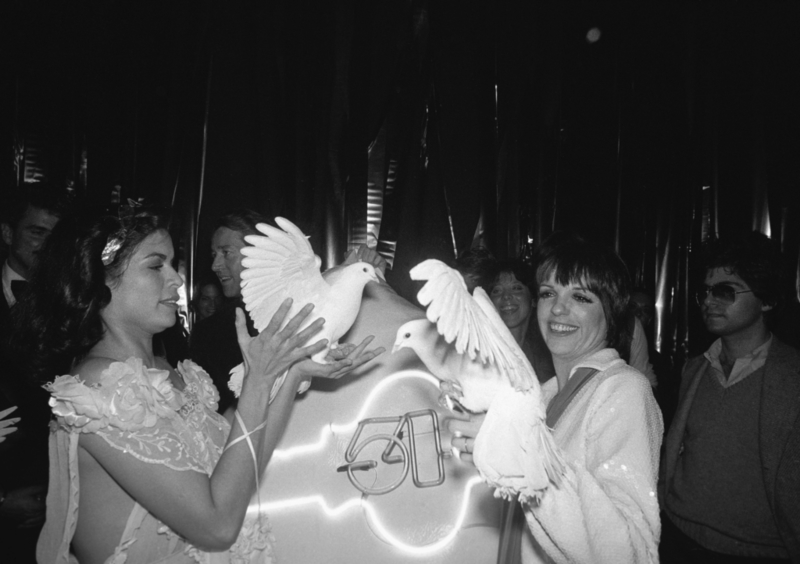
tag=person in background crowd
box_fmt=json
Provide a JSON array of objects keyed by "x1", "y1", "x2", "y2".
[
  {"x1": 0, "y1": 186, "x2": 69, "y2": 564},
  {"x1": 487, "y1": 259, "x2": 555, "y2": 384},
  {"x1": 190, "y1": 209, "x2": 268, "y2": 414},
  {"x1": 453, "y1": 246, "x2": 496, "y2": 293},
  {"x1": 626, "y1": 293, "x2": 660, "y2": 390},
  {"x1": 660, "y1": 231, "x2": 799, "y2": 564},
  {"x1": 192, "y1": 276, "x2": 224, "y2": 322},
  {"x1": 631, "y1": 289, "x2": 676, "y2": 418}
]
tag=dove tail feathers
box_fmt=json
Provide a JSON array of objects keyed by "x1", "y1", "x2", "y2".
[
  {"x1": 538, "y1": 423, "x2": 567, "y2": 489},
  {"x1": 515, "y1": 424, "x2": 568, "y2": 507}
]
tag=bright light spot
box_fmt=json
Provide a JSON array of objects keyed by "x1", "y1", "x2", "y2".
[{"x1": 586, "y1": 27, "x2": 601, "y2": 43}]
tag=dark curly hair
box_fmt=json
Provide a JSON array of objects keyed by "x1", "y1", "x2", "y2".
[
  {"x1": 487, "y1": 258, "x2": 537, "y2": 294},
  {"x1": 12, "y1": 205, "x2": 168, "y2": 383},
  {"x1": 533, "y1": 232, "x2": 632, "y2": 354},
  {"x1": 452, "y1": 246, "x2": 496, "y2": 290},
  {"x1": 704, "y1": 231, "x2": 784, "y2": 310}
]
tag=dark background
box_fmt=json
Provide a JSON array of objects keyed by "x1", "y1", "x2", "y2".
[{"x1": 3, "y1": 1, "x2": 799, "y2": 371}]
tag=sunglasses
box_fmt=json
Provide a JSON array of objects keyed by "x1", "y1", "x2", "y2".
[{"x1": 695, "y1": 283, "x2": 754, "y2": 306}]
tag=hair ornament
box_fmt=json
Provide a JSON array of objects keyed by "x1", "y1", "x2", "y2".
[{"x1": 100, "y1": 199, "x2": 144, "y2": 266}]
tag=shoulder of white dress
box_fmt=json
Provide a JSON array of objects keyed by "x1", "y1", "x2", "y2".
[{"x1": 176, "y1": 360, "x2": 220, "y2": 410}]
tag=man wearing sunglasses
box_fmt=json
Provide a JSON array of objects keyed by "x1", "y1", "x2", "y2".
[{"x1": 660, "y1": 232, "x2": 800, "y2": 563}]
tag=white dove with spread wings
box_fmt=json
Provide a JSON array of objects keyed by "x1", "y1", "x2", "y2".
[
  {"x1": 228, "y1": 217, "x2": 378, "y2": 401},
  {"x1": 392, "y1": 259, "x2": 565, "y2": 503}
]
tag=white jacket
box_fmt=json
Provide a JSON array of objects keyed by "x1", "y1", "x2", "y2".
[{"x1": 522, "y1": 348, "x2": 663, "y2": 564}]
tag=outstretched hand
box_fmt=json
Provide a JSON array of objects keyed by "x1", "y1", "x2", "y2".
[
  {"x1": 0, "y1": 406, "x2": 20, "y2": 443},
  {"x1": 289, "y1": 335, "x2": 386, "y2": 384},
  {"x1": 235, "y1": 299, "x2": 328, "y2": 395}
]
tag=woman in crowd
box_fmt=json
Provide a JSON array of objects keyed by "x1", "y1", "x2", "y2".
[
  {"x1": 192, "y1": 277, "x2": 225, "y2": 322},
  {"x1": 13, "y1": 205, "x2": 381, "y2": 564},
  {"x1": 487, "y1": 259, "x2": 555, "y2": 383},
  {"x1": 453, "y1": 234, "x2": 663, "y2": 563}
]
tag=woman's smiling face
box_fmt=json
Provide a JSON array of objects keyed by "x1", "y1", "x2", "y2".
[
  {"x1": 537, "y1": 273, "x2": 608, "y2": 372},
  {"x1": 490, "y1": 271, "x2": 534, "y2": 330}
]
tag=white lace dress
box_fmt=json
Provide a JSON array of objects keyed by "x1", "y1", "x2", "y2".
[{"x1": 36, "y1": 358, "x2": 276, "y2": 564}]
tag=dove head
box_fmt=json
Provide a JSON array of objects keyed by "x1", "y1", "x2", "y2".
[
  {"x1": 392, "y1": 318, "x2": 436, "y2": 354},
  {"x1": 341, "y1": 261, "x2": 380, "y2": 287}
]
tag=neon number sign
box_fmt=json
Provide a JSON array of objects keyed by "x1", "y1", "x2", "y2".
[{"x1": 249, "y1": 369, "x2": 491, "y2": 556}]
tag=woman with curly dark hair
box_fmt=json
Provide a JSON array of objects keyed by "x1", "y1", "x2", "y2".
[
  {"x1": 486, "y1": 259, "x2": 556, "y2": 384},
  {"x1": 14, "y1": 205, "x2": 381, "y2": 564}
]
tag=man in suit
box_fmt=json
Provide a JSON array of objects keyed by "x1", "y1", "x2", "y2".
[
  {"x1": 660, "y1": 232, "x2": 800, "y2": 563},
  {"x1": 189, "y1": 209, "x2": 269, "y2": 414},
  {"x1": 1, "y1": 186, "x2": 67, "y2": 564}
]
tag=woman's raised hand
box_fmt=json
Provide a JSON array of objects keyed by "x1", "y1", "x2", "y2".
[
  {"x1": 446, "y1": 412, "x2": 486, "y2": 465},
  {"x1": 235, "y1": 298, "x2": 327, "y2": 394}
]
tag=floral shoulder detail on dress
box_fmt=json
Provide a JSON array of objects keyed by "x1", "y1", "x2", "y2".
[
  {"x1": 47, "y1": 357, "x2": 227, "y2": 474},
  {"x1": 175, "y1": 359, "x2": 220, "y2": 415}
]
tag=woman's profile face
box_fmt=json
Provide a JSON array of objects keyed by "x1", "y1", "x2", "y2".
[
  {"x1": 103, "y1": 230, "x2": 183, "y2": 335},
  {"x1": 490, "y1": 271, "x2": 534, "y2": 330},
  {"x1": 536, "y1": 273, "x2": 608, "y2": 367}
]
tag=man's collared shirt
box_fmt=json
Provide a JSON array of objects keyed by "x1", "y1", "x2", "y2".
[
  {"x1": 2, "y1": 261, "x2": 26, "y2": 308},
  {"x1": 704, "y1": 335, "x2": 773, "y2": 388}
]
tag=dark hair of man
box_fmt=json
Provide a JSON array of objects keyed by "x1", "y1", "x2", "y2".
[
  {"x1": 704, "y1": 231, "x2": 784, "y2": 310},
  {"x1": 453, "y1": 246, "x2": 496, "y2": 289},
  {"x1": 216, "y1": 208, "x2": 269, "y2": 238},
  {"x1": 0, "y1": 184, "x2": 70, "y2": 228},
  {"x1": 488, "y1": 258, "x2": 536, "y2": 294},
  {"x1": 534, "y1": 232, "x2": 632, "y2": 353},
  {"x1": 11, "y1": 205, "x2": 167, "y2": 383}
]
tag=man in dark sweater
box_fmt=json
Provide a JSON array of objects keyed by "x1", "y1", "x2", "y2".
[{"x1": 661, "y1": 232, "x2": 800, "y2": 563}]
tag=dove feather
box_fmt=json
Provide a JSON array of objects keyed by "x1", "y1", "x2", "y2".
[
  {"x1": 471, "y1": 287, "x2": 535, "y2": 390},
  {"x1": 410, "y1": 259, "x2": 535, "y2": 391},
  {"x1": 398, "y1": 258, "x2": 565, "y2": 503},
  {"x1": 241, "y1": 220, "x2": 330, "y2": 333}
]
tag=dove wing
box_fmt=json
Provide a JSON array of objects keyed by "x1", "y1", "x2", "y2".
[
  {"x1": 410, "y1": 259, "x2": 535, "y2": 391},
  {"x1": 239, "y1": 217, "x2": 329, "y2": 332}
]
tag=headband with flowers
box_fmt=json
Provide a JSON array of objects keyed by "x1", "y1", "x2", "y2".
[{"x1": 100, "y1": 199, "x2": 144, "y2": 267}]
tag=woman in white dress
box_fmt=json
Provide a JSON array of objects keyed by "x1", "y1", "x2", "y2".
[{"x1": 13, "y1": 205, "x2": 381, "y2": 564}]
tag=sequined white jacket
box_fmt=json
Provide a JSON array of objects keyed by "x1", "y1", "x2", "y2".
[{"x1": 522, "y1": 348, "x2": 663, "y2": 564}]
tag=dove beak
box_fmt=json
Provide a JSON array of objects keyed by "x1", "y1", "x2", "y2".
[{"x1": 391, "y1": 342, "x2": 403, "y2": 354}]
